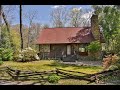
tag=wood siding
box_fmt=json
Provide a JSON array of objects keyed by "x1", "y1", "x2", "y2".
[{"x1": 39, "y1": 44, "x2": 50, "y2": 52}]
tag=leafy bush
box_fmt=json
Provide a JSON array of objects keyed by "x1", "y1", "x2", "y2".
[
  {"x1": 0, "y1": 48, "x2": 13, "y2": 61},
  {"x1": 48, "y1": 74, "x2": 60, "y2": 83},
  {"x1": 87, "y1": 41, "x2": 101, "y2": 53},
  {"x1": 14, "y1": 47, "x2": 40, "y2": 62},
  {"x1": 0, "y1": 26, "x2": 11, "y2": 48},
  {"x1": 86, "y1": 41, "x2": 101, "y2": 60},
  {"x1": 0, "y1": 59, "x2": 3, "y2": 65}
]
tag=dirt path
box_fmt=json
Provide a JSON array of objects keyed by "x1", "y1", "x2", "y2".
[
  {"x1": 0, "y1": 79, "x2": 119, "y2": 85},
  {"x1": 89, "y1": 80, "x2": 120, "y2": 85},
  {"x1": 0, "y1": 80, "x2": 42, "y2": 85}
]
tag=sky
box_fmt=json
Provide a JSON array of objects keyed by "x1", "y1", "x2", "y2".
[{"x1": 8, "y1": 5, "x2": 93, "y2": 26}]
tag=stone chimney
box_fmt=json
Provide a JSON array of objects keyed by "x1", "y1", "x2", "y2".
[{"x1": 91, "y1": 14, "x2": 100, "y2": 41}]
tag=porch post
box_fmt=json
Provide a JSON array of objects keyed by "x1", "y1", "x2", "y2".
[{"x1": 67, "y1": 44, "x2": 71, "y2": 55}]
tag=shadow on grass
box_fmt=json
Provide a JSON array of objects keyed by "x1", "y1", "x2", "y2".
[
  {"x1": 44, "y1": 61, "x2": 102, "y2": 70},
  {"x1": 73, "y1": 65, "x2": 102, "y2": 70},
  {"x1": 44, "y1": 61, "x2": 71, "y2": 68}
]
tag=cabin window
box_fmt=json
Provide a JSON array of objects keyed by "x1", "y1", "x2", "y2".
[
  {"x1": 79, "y1": 44, "x2": 88, "y2": 52},
  {"x1": 79, "y1": 48, "x2": 85, "y2": 52}
]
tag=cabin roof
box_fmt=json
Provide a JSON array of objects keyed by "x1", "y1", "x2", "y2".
[{"x1": 36, "y1": 27, "x2": 104, "y2": 44}]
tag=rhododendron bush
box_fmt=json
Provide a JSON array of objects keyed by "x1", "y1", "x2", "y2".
[{"x1": 14, "y1": 47, "x2": 39, "y2": 62}]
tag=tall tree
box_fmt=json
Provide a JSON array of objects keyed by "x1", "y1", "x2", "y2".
[
  {"x1": 92, "y1": 5, "x2": 120, "y2": 51},
  {"x1": 29, "y1": 23, "x2": 42, "y2": 48},
  {"x1": 11, "y1": 24, "x2": 28, "y2": 49},
  {"x1": 0, "y1": 5, "x2": 2, "y2": 45},
  {"x1": 50, "y1": 6, "x2": 68, "y2": 27},
  {"x1": 0, "y1": 5, "x2": 13, "y2": 48},
  {"x1": 2, "y1": 5, "x2": 16, "y2": 25},
  {"x1": 24, "y1": 10, "x2": 37, "y2": 47},
  {"x1": 2, "y1": 9, "x2": 13, "y2": 48},
  {"x1": 10, "y1": 28, "x2": 21, "y2": 49},
  {"x1": 19, "y1": 5, "x2": 23, "y2": 50},
  {"x1": 68, "y1": 7, "x2": 83, "y2": 27},
  {"x1": 68, "y1": 7, "x2": 92, "y2": 27}
]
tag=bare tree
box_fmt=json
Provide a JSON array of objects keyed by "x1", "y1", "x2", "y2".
[
  {"x1": 2, "y1": 5, "x2": 16, "y2": 25},
  {"x1": 24, "y1": 10, "x2": 38, "y2": 47},
  {"x1": 68, "y1": 7, "x2": 83, "y2": 27},
  {"x1": 81, "y1": 8, "x2": 93, "y2": 27},
  {"x1": 20, "y1": 5, "x2": 23, "y2": 50},
  {"x1": 29, "y1": 23, "x2": 42, "y2": 48},
  {"x1": 50, "y1": 6, "x2": 68, "y2": 27},
  {"x1": 68, "y1": 7, "x2": 92, "y2": 27},
  {"x1": 43, "y1": 24, "x2": 49, "y2": 28}
]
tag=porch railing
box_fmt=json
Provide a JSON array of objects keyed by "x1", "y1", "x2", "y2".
[{"x1": 38, "y1": 52, "x2": 62, "y2": 60}]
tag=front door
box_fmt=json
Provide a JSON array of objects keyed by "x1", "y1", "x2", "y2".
[{"x1": 67, "y1": 45, "x2": 71, "y2": 55}]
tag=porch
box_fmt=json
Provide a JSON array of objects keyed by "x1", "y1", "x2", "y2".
[{"x1": 37, "y1": 44, "x2": 89, "y2": 61}]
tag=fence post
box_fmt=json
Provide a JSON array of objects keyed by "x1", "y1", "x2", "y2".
[
  {"x1": 95, "y1": 75, "x2": 100, "y2": 84},
  {"x1": 56, "y1": 68, "x2": 59, "y2": 76},
  {"x1": 14, "y1": 70, "x2": 20, "y2": 80}
]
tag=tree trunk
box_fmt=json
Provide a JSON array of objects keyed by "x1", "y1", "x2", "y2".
[
  {"x1": 0, "y1": 5, "x2": 13, "y2": 48},
  {"x1": 20, "y1": 5, "x2": 23, "y2": 50},
  {"x1": 2, "y1": 11, "x2": 13, "y2": 48},
  {"x1": 27, "y1": 26, "x2": 31, "y2": 47},
  {"x1": 0, "y1": 5, "x2": 2, "y2": 45}
]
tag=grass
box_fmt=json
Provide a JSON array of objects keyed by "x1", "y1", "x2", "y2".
[
  {"x1": 0, "y1": 60, "x2": 103, "y2": 85},
  {"x1": 0, "y1": 60, "x2": 103, "y2": 74}
]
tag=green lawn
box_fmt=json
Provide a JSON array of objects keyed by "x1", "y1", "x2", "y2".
[
  {"x1": 0, "y1": 60, "x2": 103, "y2": 85},
  {"x1": 0, "y1": 60, "x2": 103, "y2": 74}
]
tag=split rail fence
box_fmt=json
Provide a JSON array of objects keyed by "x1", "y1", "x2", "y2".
[{"x1": 0, "y1": 67, "x2": 119, "y2": 84}]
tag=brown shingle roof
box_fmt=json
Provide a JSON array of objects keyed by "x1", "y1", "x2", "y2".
[{"x1": 36, "y1": 27, "x2": 97, "y2": 44}]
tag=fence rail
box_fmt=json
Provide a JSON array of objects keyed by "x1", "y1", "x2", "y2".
[
  {"x1": 56, "y1": 68, "x2": 89, "y2": 75},
  {"x1": 4, "y1": 67, "x2": 56, "y2": 80}
]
